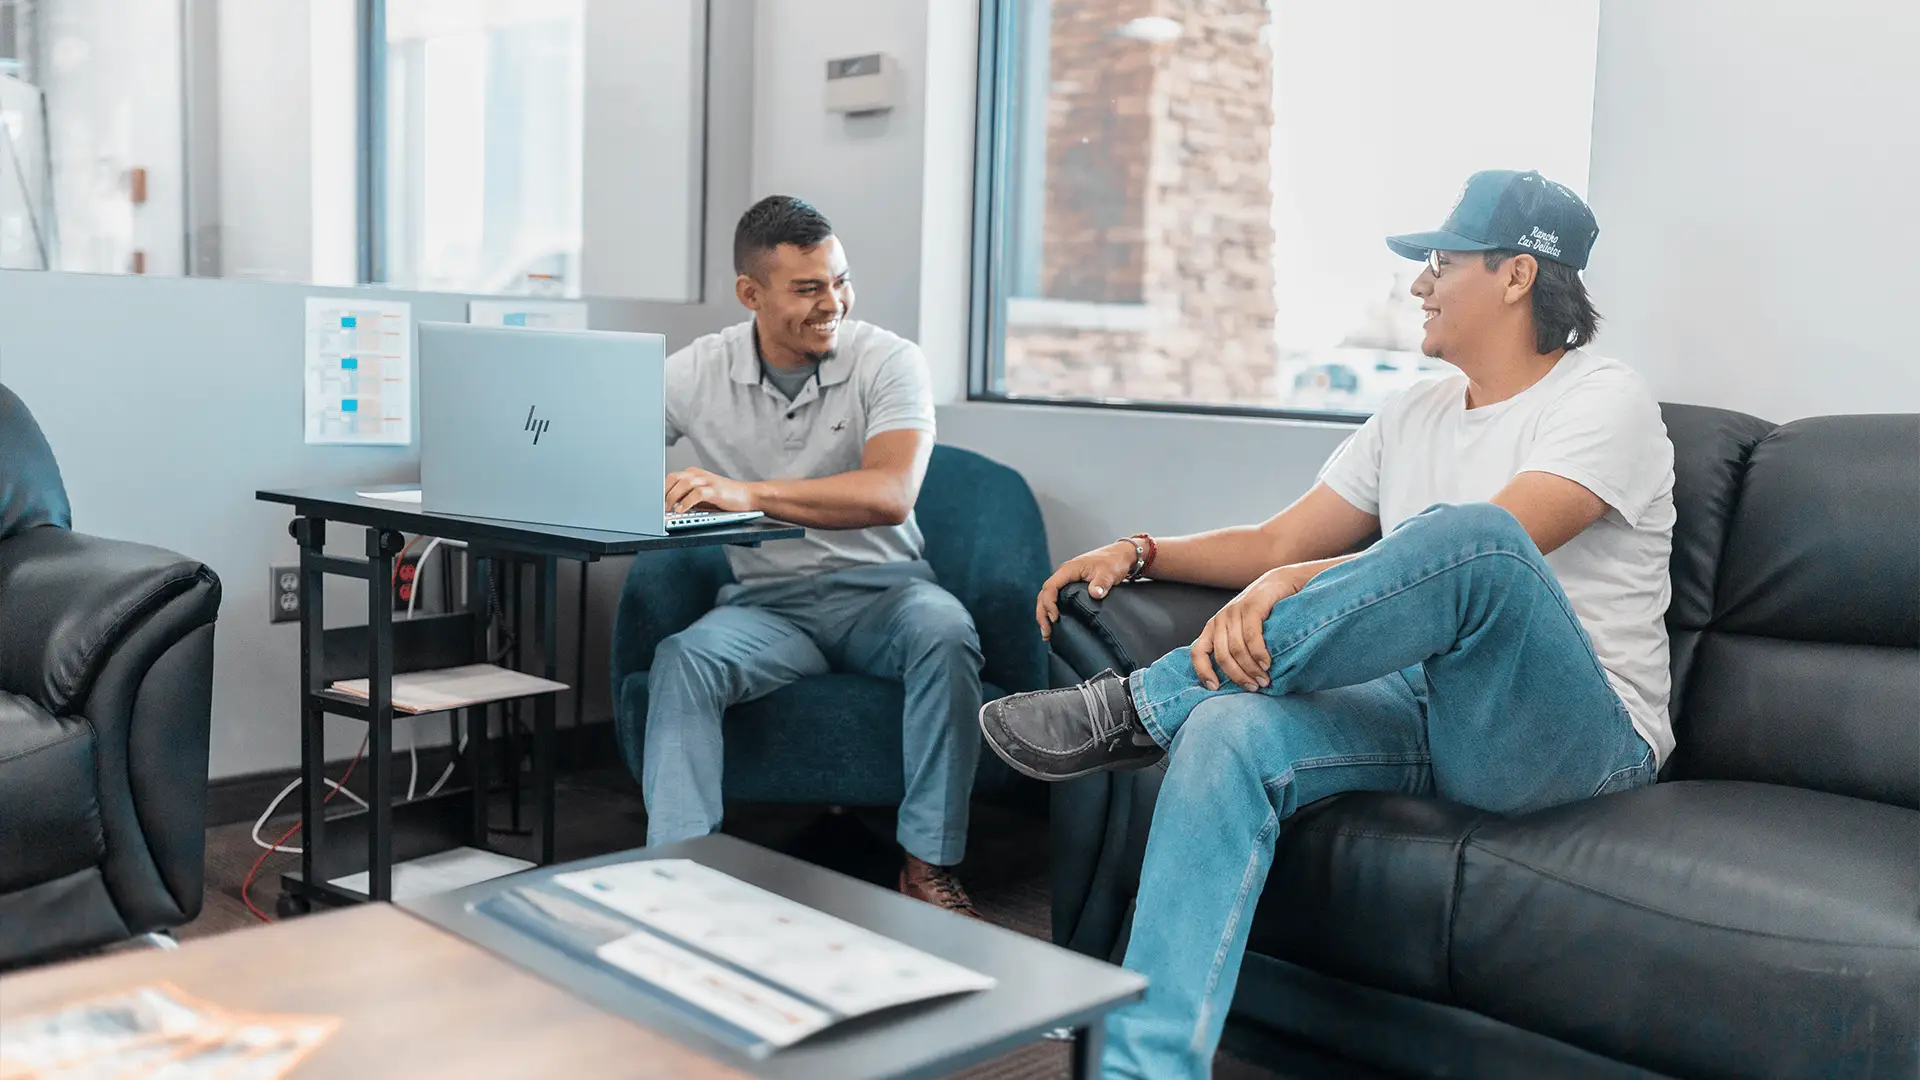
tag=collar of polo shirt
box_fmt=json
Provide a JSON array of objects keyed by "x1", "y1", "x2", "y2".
[{"x1": 730, "y1": 324, "x2": 859, "y2": 389}]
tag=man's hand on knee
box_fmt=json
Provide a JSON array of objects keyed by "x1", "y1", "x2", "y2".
[{"x1": 1191, "y1": 569, "x2": 1301, "y2": 692}]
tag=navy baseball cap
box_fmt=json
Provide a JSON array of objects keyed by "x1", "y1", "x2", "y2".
[{"x1": 1386, "y1": 170, "x2": 1599, "y2": 270}]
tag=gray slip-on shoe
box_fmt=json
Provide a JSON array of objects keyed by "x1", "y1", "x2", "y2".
[{"x1": 979, "y1": 670, "x2": 1165, "y2": 782}]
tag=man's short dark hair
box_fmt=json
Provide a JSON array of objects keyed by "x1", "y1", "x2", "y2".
[
  {"x1": 734, "y1": 196, "x2": 834, "y2": 279},
  {"x1": 1484, "y1": 250, "x2": 1601, "y2": 354}
]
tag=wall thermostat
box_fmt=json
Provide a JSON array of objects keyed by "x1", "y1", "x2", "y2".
[{"x1": 825, "y1": 53, "x2": 899, "y2": 115}]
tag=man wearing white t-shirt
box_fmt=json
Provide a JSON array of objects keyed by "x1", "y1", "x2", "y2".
[{"x1": 977, "y1": 170, "x2": 1675, "y2": 1079}]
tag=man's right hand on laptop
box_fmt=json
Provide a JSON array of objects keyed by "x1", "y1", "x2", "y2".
[{"x1": 665, "y1": 467, "x2": 756, "y2": 515}]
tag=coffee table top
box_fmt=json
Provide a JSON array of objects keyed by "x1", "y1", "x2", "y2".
[
  {"x1": 405, "y1": 834, "x2": 1148, "y2": 1080},
  {"x1": 0, "y1": 904, "x2": 748, "y2": 1079}
]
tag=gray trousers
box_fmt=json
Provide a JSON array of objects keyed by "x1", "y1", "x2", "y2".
[{"x1": 641, "y1": 561, "x2": 984, "y2": 865}]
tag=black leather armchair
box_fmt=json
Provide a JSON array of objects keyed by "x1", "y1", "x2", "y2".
[
  {"x1": 1047, "y1": 404, "x2": 1919, "y2": 1079},
  {"x1": 0, "y1": 384, "x2": 222, "y2": 966}
]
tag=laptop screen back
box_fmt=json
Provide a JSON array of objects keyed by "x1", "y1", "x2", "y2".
[{"x1": 419, "y1": 322, "x2": 667, "y2": 534}]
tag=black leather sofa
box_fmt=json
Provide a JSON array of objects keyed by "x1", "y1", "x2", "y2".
[
  {"x1": 0, "y1": 384, "x2": 222, "y2": 966},
  {"x1": 1046, "y1": 404, "x2": 1919, "y2": 1079}
]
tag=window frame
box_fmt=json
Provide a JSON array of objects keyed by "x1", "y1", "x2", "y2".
[
  {"x1": 356, "y1": 0, "x2": 386, "y2": 286},
  {"x1": 965, "y1": 0, "x2": 1370, "y2": 426}
]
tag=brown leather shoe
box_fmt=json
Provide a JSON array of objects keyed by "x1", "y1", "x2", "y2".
[{"x1": 899, "y1": 856, "x2": 982, "y2": 919}]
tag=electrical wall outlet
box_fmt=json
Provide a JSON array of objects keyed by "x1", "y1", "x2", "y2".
[
  {"x1": 270, "y1": 566, "x2": 301, "y2": 624},
  {"x1": 395, "y1": 550, "x2": 423, "y2": 612}
]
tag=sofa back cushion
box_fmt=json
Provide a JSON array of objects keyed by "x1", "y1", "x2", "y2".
[
  {"x1": 1658, "y1": 404, "x2": 1777, "y2": 712},
  {"x1": 0, "y1": 383, "x2": 71, "y2": 541},
  {"x1": 1667, "y1": 413, "x2": 1920, "y2": 808}
]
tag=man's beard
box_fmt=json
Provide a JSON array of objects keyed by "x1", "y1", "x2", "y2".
[{"x1": 804, "y1": 348, "x2": 837, "y2": 364}]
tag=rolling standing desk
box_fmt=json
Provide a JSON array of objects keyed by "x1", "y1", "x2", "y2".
[{"x1": 255, "y1": 486, "x2": 803, "y2": 915}]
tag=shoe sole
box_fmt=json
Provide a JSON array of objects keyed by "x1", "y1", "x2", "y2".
[{"x1": 976, "y1": 705, "x2": 1159, "y2": 783}]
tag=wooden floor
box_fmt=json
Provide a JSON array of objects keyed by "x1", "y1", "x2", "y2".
[{"x1": 177, "y1": 768, "x2": 1370, "y2": 1079}]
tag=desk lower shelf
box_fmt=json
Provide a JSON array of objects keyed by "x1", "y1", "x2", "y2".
[{"x1": 321, "y1": 663, "x2": 569, "y2": 717}]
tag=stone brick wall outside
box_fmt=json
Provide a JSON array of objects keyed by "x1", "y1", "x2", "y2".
[{"x1": 1005, "y1": 0, "x2": 1278, "y2": 405}]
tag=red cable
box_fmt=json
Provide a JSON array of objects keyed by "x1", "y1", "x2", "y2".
[
  {"x1": 242, "y1": 535, "x2": 420, "y2": 921},
  {"x1": 240, "y1": 735, "x2": 369, "y2": 922}
]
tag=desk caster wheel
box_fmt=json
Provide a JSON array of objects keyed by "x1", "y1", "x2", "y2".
[{"x1": 275, "y1": 893, "x2": 311, "y2": 919}]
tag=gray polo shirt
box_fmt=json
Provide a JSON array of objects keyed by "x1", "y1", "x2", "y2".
[{"x1": 664, "y1": 319, "x2": 936, "y2": 586}]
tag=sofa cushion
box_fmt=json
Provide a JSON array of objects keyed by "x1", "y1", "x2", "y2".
[
  {"x1": 0, "y1": 691, "x2": 104, "y2": 893},
  {"x1": 1712, "y1": 414, "x2": 1919, "y2": 648},
  {"x1": 1249, "y1": 792, "x2": 1492, "y2": 1004},
  {"x1": 1658, "y1": 403, "x2": 1774, "y2": 634},
  {"x1": 1451, "y1": 781, "x2": 1920, "y2": 1079},
  {"x1": 618, "y1": 673, "x2": 1020, "y2": 807},
  {"x1": 1672, "y1": 632, "x2": 1919, "y2": 808}
]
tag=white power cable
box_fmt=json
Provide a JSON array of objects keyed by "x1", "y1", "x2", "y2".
[{"x1": 250, "y1": 773, "x2": 369, "y2": 855}]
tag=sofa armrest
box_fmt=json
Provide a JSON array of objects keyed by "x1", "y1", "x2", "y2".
[
  {"x1": 1052, "y1": 580, "x2": 1235, "y2": 675},
  {"x1": 0, "y1": 527, "x2": 220, "y2": 714},
  {"x1": 0, "y1": 525, "x2": 220, "y2": 933}
]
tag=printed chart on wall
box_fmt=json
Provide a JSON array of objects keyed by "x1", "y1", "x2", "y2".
[
  {"x1": 468, "y1": 299, "x2": 590, "y2": 330},
  {"x1": 305, "y1": 296, "x2": 413, "y2": 445}
]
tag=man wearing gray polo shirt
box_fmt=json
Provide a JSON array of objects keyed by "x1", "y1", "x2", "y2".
[{"x1": 625, "y1": 195, "x2": 985, "y2": 915}]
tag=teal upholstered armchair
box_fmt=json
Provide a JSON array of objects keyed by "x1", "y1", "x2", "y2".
[{"x1": 610, "y1": 445, "x2": 1051, "y2": 809}]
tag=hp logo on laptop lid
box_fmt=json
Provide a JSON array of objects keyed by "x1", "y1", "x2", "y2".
[{"x1": 524, "y1": 406, "x2": 552, "y2": 445}]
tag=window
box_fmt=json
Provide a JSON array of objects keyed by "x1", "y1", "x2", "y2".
[
  {"x1": 973, "y1": 0, "x2": 1600, "y2": 417},
  {"x1": 376, "y1": 0, "x2": 585, "y2": 296}
]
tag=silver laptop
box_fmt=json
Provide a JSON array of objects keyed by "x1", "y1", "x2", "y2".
[{"x1": 418, "y1": 322, "x2": 762, "y2": 535}]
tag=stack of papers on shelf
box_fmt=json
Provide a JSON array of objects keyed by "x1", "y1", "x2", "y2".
[
  {"x1": 328, "y1": 664, "x2": 568, "y2": 714},
  {"x1": 476, "y1": 859, "x2": 996, "y2": 1057},
  {"x1": 354, "y1": 487, "x2": 422, "y2": 503}
]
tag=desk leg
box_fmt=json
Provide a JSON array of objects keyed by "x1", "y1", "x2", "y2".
[
  {"x1": 295, "y1": 518, "x2": 327, "y2": 903},
  {"x1": 506, "y1": 561, "x2": 522, "y2": 835},
  {"x1": 1071, "y1": 1024, "x2": 1104, "y2": 1080},
  {"x1": 365, "y1": 528, "x2": 403, "y2": 902},
  {"x1": 466, "y1": 552, "x2": 489, "y2": 847},
  {"x1": 535, "y1": 555, "x2": 559, "y2": 863},
  {"x1": 573, "y1": 559, "x2": 589, "y2": 771}
]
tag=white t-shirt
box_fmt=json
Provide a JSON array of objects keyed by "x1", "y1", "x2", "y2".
[
  {"x1": 1318, "y1": 349, "x2": 1677, "y2": 764},
  {"x1": 664, "y1": 319, "x2": 936, "y2": 586}
]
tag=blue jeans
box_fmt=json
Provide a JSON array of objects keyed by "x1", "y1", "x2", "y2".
[
  {"x1": 1105, "y1": 503, "x2": 1655, "y2": 1080},
  {"x1": 634, "y1": 560, "x2": 983, "y2": 866}
]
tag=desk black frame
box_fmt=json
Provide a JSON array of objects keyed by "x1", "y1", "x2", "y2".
[{"x1": 255, "y1": 488, "x2": 803, "y2": 913}]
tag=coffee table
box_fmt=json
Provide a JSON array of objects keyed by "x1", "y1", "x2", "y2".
[
  {"x1": 406, "y1": 834, "x2": 1149, "y2": 1079},
  {"x1": 0, "y1": 904, "x2": 747, "y2": 1079}
]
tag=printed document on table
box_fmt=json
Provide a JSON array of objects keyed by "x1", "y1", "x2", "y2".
[
  {"x1": 553, "y1": 860, "x2": 996, "y2": 1018},
  {"x1": 305, "y1": 296, "x2": 413, "y2": 445}
]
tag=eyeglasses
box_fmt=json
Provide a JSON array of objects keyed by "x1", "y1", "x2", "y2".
[{"x1": 1425, "y1": 250, "x2": 1446, "y2": 277}]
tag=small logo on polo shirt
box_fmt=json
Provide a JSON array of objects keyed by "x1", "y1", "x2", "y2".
[
  {"x1": 524, "y1": 405, "x2": 552, "y2": 445},
  {"x1": 830, "y1": 420, "x2": 848, "y2": 433},
  {"x1": 1517, "y1": 226, "x2": 1562, "y2": 259}
]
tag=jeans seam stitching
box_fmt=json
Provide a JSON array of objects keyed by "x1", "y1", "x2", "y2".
[
  {"x1": 1192, "y1": 807, "x2": 1278, "y2": 1053},
  {"x1": 1588, "y1": 748, "x2": 1655, "y2": 798}
]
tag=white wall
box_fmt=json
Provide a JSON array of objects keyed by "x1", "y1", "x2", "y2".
[
  {"x1": 580, "y1": 0, "x2": 706, "y2": 302},
  {"x1": 751, "y1": 0, "x2": 930, "y2": 342},
  {"x1": 1583, "y1": 0, "x2": 1920, "y2": 421}
]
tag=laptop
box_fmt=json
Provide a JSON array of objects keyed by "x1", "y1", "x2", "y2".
[{"x1": 417, "y1": 322, "x2": 764, "y2": 535}]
